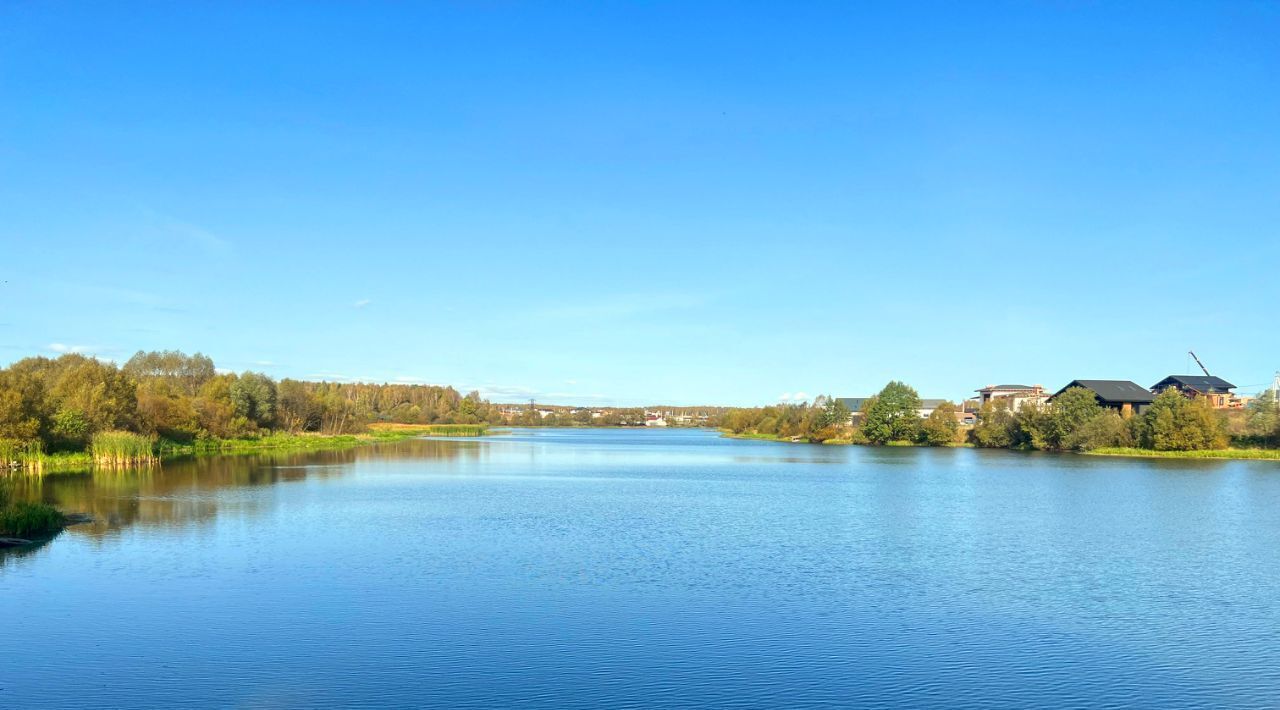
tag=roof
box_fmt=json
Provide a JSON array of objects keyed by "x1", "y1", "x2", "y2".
[
  {"x1": 976, "y1": 384, "x2": 1040, "y2": 392},
  {"x1": 1053, "y1": 380, "x2": 1156, "y2": 404},
  {"x1": 1151, "y1": 375, "x2": 1236, "y2": 392},
  {"x1": 919, "y1": 399, "x2": 947, "y2": 409},
  {"x1": 836, "y1": 397, "x2": 869, "y2": 412}
]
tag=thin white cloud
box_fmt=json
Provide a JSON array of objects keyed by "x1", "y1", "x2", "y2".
[
  {"x1": 353, "y1": 298, "x2": 372, "y2": 309},
  {"x1": 393, "y1": 375, "x2": 445, "y2": 385},
  {"x1": 47, "y1": 343, "x2": 97, "y2": 355},
  {"x1": 143, "y1": 209, "x2": 232, "y2": 254},
  {"x1": 254, "y1": 360, "x2": 275, "y2": 367}
]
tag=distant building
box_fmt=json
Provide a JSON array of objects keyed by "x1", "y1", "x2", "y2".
[
  {"x1": 975, "y1": 384, "x2": 1048, "y2": 412},
  {"x1": 838, "y1": 396, "x2": 955, "y2": 420},
  {"x1": 1051, "y1": 380, "x2": 1155, "y2": 416},
  {"x1": 1150, "y1": 375, "x2": 1242, "y2": 409},
  {"x1": 918, "y1": 399, "x2": 947, "y2": 418}
]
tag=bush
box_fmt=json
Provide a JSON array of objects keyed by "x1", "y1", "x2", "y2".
[
  {"x1": 0, "y1": 501, "x2": 65, "y2": 537},
  {"x1": 919, "y1": 402, "x2": 960, "y2": 446},
  {"x1": 1064, "y1": 411, "x2": 1133, "y2": 451},
  {"x1": 1134, "y1": 390, "x2": 1228, "y2": 451},
  {"x1": 971, "y1": 400, "x2": 1016, "y2": 448}
]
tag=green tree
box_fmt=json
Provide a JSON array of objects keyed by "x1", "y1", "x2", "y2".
[
  {"x1": 919, "y1": 401, "x2": 959, "y2": 446},
  {"x1": 971, "y1": 399, "x2": 1016, "y2": 448},
  {"x1": 1134, "y1": 389, "x2": 1228, "y2": 451},
  {"x1": 1245, "y1": 392, "x2": 1280, "y2": 447},
  {"x1": 862, "y1": 381, "x2": 922, "y2": 444},
  {"x1": 230, "y1": 372, "x2": 277, "y2": 429},
  {"x1": 1048, "y1": 387, "x2": 1103, "y2": 450}
]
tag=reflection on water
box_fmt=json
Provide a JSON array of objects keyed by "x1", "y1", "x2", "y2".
[
  {"x1": 3, "y1": 429, "x2": 1279, "y2": 708},
  {"x1": 7, "y1": 438, "x2": 476, "y2": 544}
]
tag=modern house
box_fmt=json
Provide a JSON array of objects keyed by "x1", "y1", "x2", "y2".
[
  {"x1": 1051, "y1": 380, "x2": 1155, "y2": 415},
  {"x1": 1150, "y1": 375, "x2": 1240, "y2": 409},
  {"x1": 918, "y1": 399, "x2": 947, "y2": 418},
  {"x1": 836, "y1": 398, "x2": 869, "y2": 415},
  {"x1": 838, "y1": 397, "x2": 953, "y2": 421},
  {"x1": 975, "y1": 384, "x2": 1048, "y2": 412}
]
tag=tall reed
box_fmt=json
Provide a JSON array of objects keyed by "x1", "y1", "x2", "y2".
[
  {"x1": 90, "y1": 431, "x2": 158, "y2": 467},
  {"x1": 0, "y1": 439, "x2": 46, "y2": 472}
]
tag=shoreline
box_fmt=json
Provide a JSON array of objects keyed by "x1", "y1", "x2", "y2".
[
  {"x1": 6, "y1": 424, "x2": 493, "y2": 476},
  {"x1": 721, "y1": 431, "x2": 1279, "y2": 461}
]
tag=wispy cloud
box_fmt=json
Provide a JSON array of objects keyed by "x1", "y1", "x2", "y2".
[
  {"x1": 144, "y1": 209, "x2": 232, "y2": 254},
  {"x1": 778, "y1": 391, "x2": 810, "y2": 403},
  {"x1": 393, "y1": 375, "x2": 444, "y2": 385},
  {"x1": 353, "y1": 298, "x2": 372, "y2": 309},
  {"x1": 47, "y1": 343, "x2": 98, "y2": 355}
]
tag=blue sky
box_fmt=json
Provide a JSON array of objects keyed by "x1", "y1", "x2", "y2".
[{"x1": 2, "y1": 2, "x2": 1278, "y2": 406}]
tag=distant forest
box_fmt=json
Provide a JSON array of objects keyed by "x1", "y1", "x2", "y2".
[{"x1": 0, "y1": 351, "x2": 710, "y2": 454}]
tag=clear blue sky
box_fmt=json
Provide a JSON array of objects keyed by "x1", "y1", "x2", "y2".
[{"x1": 2, "y1": 2, "x2": 1278, "y2": 406}]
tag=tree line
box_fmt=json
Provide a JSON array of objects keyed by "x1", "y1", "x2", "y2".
[
  {"x1": 722, "y1": 381, "x2": 1280, "y2": 452},
  {"x1": 0, "y1": 351, "x2": 507, "y2": 452}
]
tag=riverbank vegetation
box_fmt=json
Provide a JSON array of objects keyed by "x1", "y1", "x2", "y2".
[
  {"x1": 0, "y1": 350, "x2": 507, "y2": 471},
  {"x1": 722, "y1": 383, "x2": 967, "y2": 447},
  {"x1": 722, "y1": 381, "x2": 1280, "y2": 460},
  {"x1": 0, "y1": 477, "x2": 64, "y2": 538}
]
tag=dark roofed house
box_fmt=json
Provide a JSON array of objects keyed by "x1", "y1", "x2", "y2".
[
  {"x1": 1150, "y1": 375, "x2": 1238, "y2": 409},
  {"x1": 1051, "y1": 380, "x2": 1155, "y2": 416}
]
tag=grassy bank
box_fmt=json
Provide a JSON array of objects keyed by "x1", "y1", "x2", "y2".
[
  {"x1": 1088, "y1": 447, "x2": 1280, "y2": 461},
  {"x1": 367, "y1": 423, "x2": 489, "y2": 437},
  {"x1": 7, "y1": 425, "x2": 492, "y2": 475},
  {"x1": 0, "y1": 478, "x2": 65, "y2": 538}
]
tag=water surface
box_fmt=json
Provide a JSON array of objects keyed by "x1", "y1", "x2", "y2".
[{"x1": 3, "y1": 429, "x2": 1279, "y2": 707}]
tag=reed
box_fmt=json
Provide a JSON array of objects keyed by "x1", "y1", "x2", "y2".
[
  {"x1": 0, "y1": 476, "x2": 64, "y2": 537},
  {"x1": 90, "y1": 431, "x2": 158, "y2": 467},
  {"x1": 368, "y1": 423, "x2": 489, "y2": 437},
  {"x1": 0, "y1": 439, "x2": 47, "y2": 472}
]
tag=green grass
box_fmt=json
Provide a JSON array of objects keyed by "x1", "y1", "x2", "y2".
[
  {"x1": 368, "y1": 423, "x2": 490, "y2": 437},
  {"x1": 91, "y1": 431, "x2": 158, "y2": 467},
  {"x1": 1089, "y1": 447, "x2": 1280, "y2": 461},
  {"x1": 24, "y1": 425, "x2": 492, "y2": 476},
  {"x1": 0, "y1": 478, "x2": 65, "y2": 537},
  {"x1": 0, "y1": 501, "x2": 65, "y2": 537}
]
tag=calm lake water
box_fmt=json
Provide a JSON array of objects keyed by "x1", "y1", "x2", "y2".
[{"x1": 3, "y1": 428, "x2": 1280, "y2": 708}]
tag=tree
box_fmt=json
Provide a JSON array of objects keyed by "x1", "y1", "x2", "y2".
[
  {"x1": 971, "y1": 399, "x2": 1016, "y2": 448},
  {"x1": 1245, "y1": 392, "x2": 1280, "y2": 447},
  {"x1": 1134, "y1": 389, "x2": 1228, "y2": 451},
  {"x1": 1048, "y1": 387, "x2": 1103, "y2": 450},
  {"x1": 862, "y1": 381, "x2": 922, "y2": 444},
  {"x1": 919, "y1": 401, "x2": 959, "y2": 446},
  {"x1": 229, "y1": 372, "x2": 277, "y2": 429}
]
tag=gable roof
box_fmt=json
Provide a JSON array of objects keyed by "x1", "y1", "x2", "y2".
[
  {"x1": 919, "y1": 399, "x2": 947, "y2": 409},
  {"x1": 1152, "y1": 375, "x2": 1236, "y2": 392},
  {"x1": 976, "y1": 384, "x2": 1041, "y2": 393},
  {"x1": 1053, "y1": 379, "x2": 1156, "y2": 404},
  {"x1": 836, "y1": 398, "x2": 869, "y2": 412}
]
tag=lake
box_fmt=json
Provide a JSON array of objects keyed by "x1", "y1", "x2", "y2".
[{"x1": 3, "y1": 428, "x2": 1279, "y2": 708}]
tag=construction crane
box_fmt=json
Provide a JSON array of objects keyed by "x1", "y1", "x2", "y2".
[{"x1": 1188, "y1": 350, "x2": 1211, "y2": 377}]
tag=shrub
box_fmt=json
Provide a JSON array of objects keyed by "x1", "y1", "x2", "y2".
[{"x1": 0, "y1": 501, "x2": 65, "y2": 537}]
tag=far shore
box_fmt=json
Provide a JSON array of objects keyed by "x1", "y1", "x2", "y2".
[{"x1": 721, "y1": 430, "x2": 1280, "y2": 462}]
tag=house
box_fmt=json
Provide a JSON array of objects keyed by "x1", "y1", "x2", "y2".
[
  {"x1": 1051, "y1": 380, "x2": 1155, "y2": 416},
  {"x1": 836, "y1": 398, "x2": 869, "y2": 414},
  {"x1": 918, "y1": 399, "x2": 947, "y2": 418},
  {"x1": 1150, "y1": 375, "x2": 1241, "y2": 409},
  {"x1": 975, "y1": 384, "x2": 1048, "y2": 412},
  {"x1": 839, "y1": 397, "x2": 954, "y2": 420}
]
